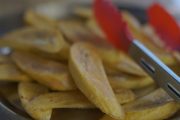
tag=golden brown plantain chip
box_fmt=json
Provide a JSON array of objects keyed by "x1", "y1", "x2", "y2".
[
  {"x1": 69, "y1": 42, "x2": 124, "y2": 119},
  {"x1": 24, "y1": 10, "x2": 58, "y2": 28},
  {"x1": 108, "y1": 74, "x2": 154, "y2": 90},
  {"x1": 86, "y1": 18, "x2": 105, "y2": 38},
  {"x1": 100, "y1": 50, "x2": 146, "y2": 76},
  {"x1": 122, "y1": 11, "x2": 141, "y2": 33},
  {"x1": 0, "y1": 54, "x2": 30, "y2": 82},
  {"x1": 18, "y1": 82, "x2": 49, "y2": 105},
  {"x1": 133, "y1": 84, "x2": 158, "y2": 98},
  {"x1": 58, "y1": 20, "x2": 104, "y2": 44},
  {"x1": 18, "y1": 82, "x2": 50, "y2": 120},
  {"x1": 0, "y1": 64, "x2": 30, "y2": 82},
  {"x1": 114, "y1": 88, "x2": 135, "y2": 104},
  {"x1": 0, "y1": 27, "x2": 68, "y2": 53},
  {"x1": 73, "y1": 6, "x2": 93, "y2": 19},
  {"x1": 123, "y1": 89, "x2": 179, "y2": 120},
  {"x1": 142, "y1": 24, "x2": 165, "y2": 48},
  {"x1": 101, "y1": 89, "x2": 179, "y2": 120},
  {"x1": 27, "y1": 91, "x2": 95, "y2": 110},
  {"x1": 31, "y1": 42, "x2": 70, "y2": 61},
  {"x1": 12, "y1": 51, "x2": 76, "y2": 91}
]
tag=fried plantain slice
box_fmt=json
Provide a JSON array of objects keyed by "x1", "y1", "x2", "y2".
[
  {"x1": 58, "y1": 20, "x2": 104, "y2": 44},
  {"x1": 99, "y1": 49, "x2": 146, "y2": 76},
  {"x1": 24, "y1": 10, "x2": 58, "y2": 28},
  {"x1": 18, "y1": 82, "x2": 49, "y2": 105},
  {"x1": 86, "y1": 18, "x2": 105, "y2": 38},
  {"x1": 0, "y1": 27, "x2": 68, "y2": 53},
  {"x1": 30, "y1": 42, "x2": 70, "y2": 61},
  {"x1": 11, "y1": 51, "x2": 76, "y2": 91},
  {"x1": 69, "y1": 42, "x2": 124, "y2": 119},
  {"x1": 101, "y1": 89, "x2": 179, "y2": 120},
  {"x1": 0, "y1": 64, "x2": 30, "y2": 82},
  {"x1": 122, "y1": 11, "x2": 141, "y2": 34},
  {"x1": 114, "y1": 88, "x2": 135, "y2": 104},
  {"x1": 18, "y1": 82, "x2": 50, "y2": 120},
  {"x1": 133, "y1": 84, "x2": 158, "y2": 98},
  {"x1": 123, "y1": 89, "x2": 179, "y2": 120},
  {"x1": 108, "y1": 74, "x2": 154, "y2": 90},
  {"x1": 0, "y1": 55, "x2": 30, "y2": 82},
  {"x1": 73, "y1": 6, "x2": 93, "y2": 19},
  {"x1": 142, "y1": 24, "x2": 165, "y2": 48},
  {"x1": 27, "y1": 91, "x2": 95, "y2": 110}
]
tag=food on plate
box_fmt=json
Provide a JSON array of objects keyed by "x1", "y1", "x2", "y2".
[{"x1": 0, "y1": 4, "x2": 179, "y2": 120}]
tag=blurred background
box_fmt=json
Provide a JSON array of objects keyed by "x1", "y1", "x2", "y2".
[{"x1": 1, "y1": 0, "x2": 180, "y2": 34}]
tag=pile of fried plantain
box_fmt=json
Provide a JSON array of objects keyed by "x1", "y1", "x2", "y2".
[{"x1": 0, "y1": 6, "x2": 179, "y2": 120}]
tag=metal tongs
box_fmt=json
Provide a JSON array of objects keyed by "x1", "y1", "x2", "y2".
[{"x1": 94, "y1": 0, "x2": 180, "y2": 101}]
